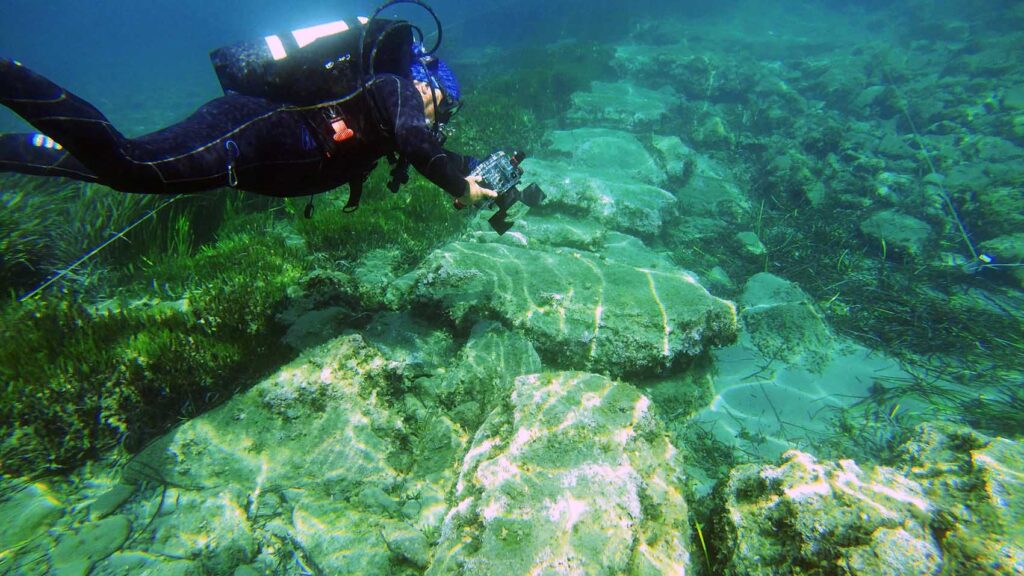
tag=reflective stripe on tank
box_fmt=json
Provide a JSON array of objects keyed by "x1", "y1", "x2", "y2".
[
  {"x1": 31, "y1": 134, "x2": 63, "y2": 150},
  {"x1": 292, "y1": 19, "x2": 351, "y2": 48},
  {"x1": 266, "y1": 16, "x2": 369, "y2": 60},
  {"x1": 265, "y1": 35, "x2": 287, "y2": 61}
]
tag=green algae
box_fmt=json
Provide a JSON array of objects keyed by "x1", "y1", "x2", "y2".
[{"x1": 0, "y1": 224, "x2": 303, "y2": 477}]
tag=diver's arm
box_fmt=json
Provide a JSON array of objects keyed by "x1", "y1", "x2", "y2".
[{"x1": 370, "y1": 75, "x2": 473, "y2": 198}]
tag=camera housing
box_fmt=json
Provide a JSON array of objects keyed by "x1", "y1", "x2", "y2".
[{"x1": 469, "y1": 150, "x2": 546, "y2": 235}]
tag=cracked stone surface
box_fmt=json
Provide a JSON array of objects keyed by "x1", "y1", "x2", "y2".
[
  {"x1": 428, "y1": 371, "x2": 691, "y2": 576},
  {"x1": 413, "y1": 241, "x2": 738, "y2": 378},
  {"x1": 566, "y1": 81, "x2": 681, "y2": 130},
  {"x1": 715, "y1": 449, "x2": 942, "y2": 576}
]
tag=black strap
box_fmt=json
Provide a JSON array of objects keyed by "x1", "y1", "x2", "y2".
[
  {"x1": 343, "y1": 176, "x2": 364, "y2": 212},
  {"x1": 387, "y1": 154, "x2": 410, "y2": 193}
]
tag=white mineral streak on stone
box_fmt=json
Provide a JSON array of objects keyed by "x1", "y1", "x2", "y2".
[
  {"x1": 546, "y1": 493, "x2": 589, "y2": 532},
  {"x1": 831, "y1": 461, "x2": 899, "y2": 518},
  {"x1": 529, "y1": 380, "x2": 565, "y2": 405},
  {"x1": 510, "y1": 426, "x2": 539, "y2": 454},
  {"x1": 574, "y1": 254, "x2": 606, "y2": 359},
  {"x1": 591, "y1": 303, "x2": 604, "y2": 354},
  {"x1": 556, "y1": 411, "x2": 581, "y2": 433},
  {"x1": 457, "y1": 437, "x2": 502, "y2": 494},
  {"x1": 247, "y1": 455, "x2": 270, "y2": 518},
  {"x1": 781, "y1": 451, "x2": 831, "y2": 501},
  {"x1": 481, "y1": 494, "x2": 507, "y2": 521},
  {"x1": 613, "y1": 427, "x2": 634, "y2": 445},
  {"x1": 465, "y1": 437, "x2": 501, "y2": 463},
  {"x1": 476, "y1": 455, "x2": 521, "y2": 490},
  {"x1": 679, "y1": 270, "x2": 699, "y2": 285},
  {"x1": 867, "y1": 482, "x2": 931, "y2": 514},
  {"x1": 640, "y1": 269, "x2": 672, "y2": 356},
  {"x1": 614, "y1": 396, "x2": 652, "y2": 445},
  {"x1": 318, "y1": 366, "x2": 333, "y2": 382},
  {"x1": 443, "y1": 497, "x2": 474, "y2": 524},
  {"x1": 634, "y1": 395, "x2": 651, "y2": 421},
  {"x1": 506, "y1": 231, "x2": 528, "y2": 246}
]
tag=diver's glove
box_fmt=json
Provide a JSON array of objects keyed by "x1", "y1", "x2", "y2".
[{"x1": 455, "y1": 175, "x2": 498, "y2": 208}]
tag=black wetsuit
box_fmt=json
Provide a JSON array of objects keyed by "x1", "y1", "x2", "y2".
[{"x1": 0, "y1": 58, "x2": 473, "y2": 200}]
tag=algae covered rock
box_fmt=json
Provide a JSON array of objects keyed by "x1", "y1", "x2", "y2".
[
  {"x1": 898, "y1": 422, "x2": 1024, "y2": 575},
  {"x1": 362, "y1": 310, "x2": 459, "y2": 375},
  {"x1": 713, "y1": 426, "x2": 1024, "y2": 576},
  {"x1": 429, "y1": 321, "x2": 543, "y2": 431},
  {"x1": 524, "y1": 158, "x2": 677, "y2": 236},
  {"x1": 715, "y1": 450, "x2": 941, "y2": 576},
  {"x1": 518, "y1": 128, "x2": 679, "y2": 236},
  {"x1": 105, "y1": 335, "x2": 465, "y2": 576},
  {"x1": 672, "y1": 151, "x2": 750, "y2": 221},
  {"x1": 470, "y1": 212, "x2": 608, "y2": 252},
  {"x1": 140, "y1": 487, "x2": 258, "y2": 575},
  {"x1": 567, "y1": 81, "x2": 680, "y2": 130},
  {"x1": 651, "y1": 134, "x2": 695, "y2": 184},
  {"x1": 859, "y1": 209, "x2": 933, "y2": 256},
  {"x1": 52, "y1": 514, "x2": 133, "y2": 576},
  {"x1": 613, "y1": 43, "x2": 689, "y2": 78},
  {"x1": 544, "y1": 128, "x2": 666, "y2": 185},
  {"x1": 735, "y1": 231, "x2": 766, "y2": 256},
  {"x1": 414, "y1": 241, "x2": 738, "y2": 377},
  {"x1": 739, "y1": 272, "x2": 834, "y2": 370},
  {"x1": 978, "y1": 233, "x2": 1024, "y2": 287},
  {"x1": 0, "y1": 483, "x2": 66, "y2": 571},
  {"x1": 504, "y1": 128, "x2": 736, "y2": 246},
  {"x1": 428, "y1": 372, "x2": 691, "y2": 576}
]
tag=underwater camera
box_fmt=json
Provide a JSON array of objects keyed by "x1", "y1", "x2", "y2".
[{"x1": 467, "y1": 150, "x2": 545, "y2": 235}]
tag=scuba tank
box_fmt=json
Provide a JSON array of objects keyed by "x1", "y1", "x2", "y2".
[
  {"x1": 209, "y1": 17, "x2": 413, "y2": 106},
  {"x1": 208, "y1": 1, "x2": 445, "y2": 106}
]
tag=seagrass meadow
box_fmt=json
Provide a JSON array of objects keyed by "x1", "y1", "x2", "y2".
[{"x1": 1, "y1": 1, "x2": 1022, "y2": 575}]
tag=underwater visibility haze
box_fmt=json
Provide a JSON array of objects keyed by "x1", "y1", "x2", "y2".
[{"x1": 1, "y1": 0, "x2": 1022, "y2": 574}]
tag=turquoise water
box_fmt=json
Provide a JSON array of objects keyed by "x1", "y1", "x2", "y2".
[{"x1": 1, "y1": 1, "x2": 1022, "y2": 574}]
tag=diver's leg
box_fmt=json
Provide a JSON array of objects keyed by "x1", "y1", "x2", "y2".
[
  {"x1": 127, "y1": 96, "x2": 328, "y2": 195},
  {"x1": 0, "y1": 59, "x2": 132, "y2": 186},
  {"x1": 0, "y1": 132, "x2": 99, "y2": 182},
  {"x1": 1, "y1": 58, "x2": 328, "y2": 195}
]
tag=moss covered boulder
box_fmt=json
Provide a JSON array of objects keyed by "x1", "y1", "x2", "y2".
[
  {"x1": 712, "y1": 425, "x2": 1024, "y2": 576},
  {"x1": 979, "y1": 233, "x2": 1024, "y2": 287},
  {"x1": 102, "y1": 335, "x2": 467, "y2": 575},
  {"x1": 428, "y1": 372, "x2": 691, "y2": 575},
  {"x1": 545, "y1": 128, "x2": 667, "y2": 185},
  {"x1": 714, "y1": 450, "x2": 942, "y2": 576},
  {"x1": 859, "y1": 209, "x2": 933, "y2": 256},
  {"x1": 739, "y1": 272, "x2": 834, "y2": 370},
  {"x1": 898, "y1": 423, "x2": 1024, "y2": 575},
  {"x1": 519, "y1": 128, "x2": 680, "y2": 237},
  {"x1": 413, "y1": 241, "x2": 737, "y2": 377},
  {"x1": 567, "y1": 81, "x2": 681, "y2": 130}
]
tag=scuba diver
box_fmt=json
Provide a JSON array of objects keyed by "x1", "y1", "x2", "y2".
[{"x1": 0, "y1": 1, "x2": 497, "y2": 211}]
